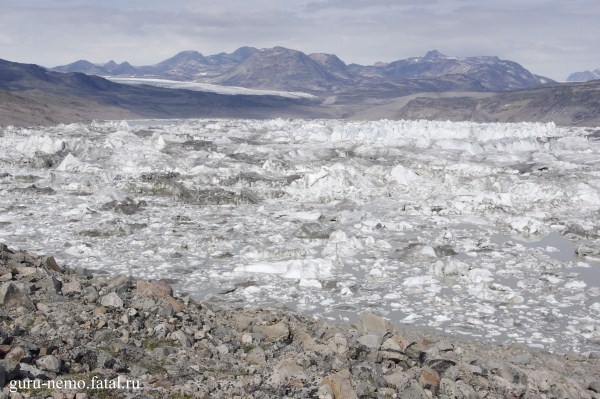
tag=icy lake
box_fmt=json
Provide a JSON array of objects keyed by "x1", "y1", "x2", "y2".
[{"x1": 1, "y1": 118, "x2": 599, "y2": 353}]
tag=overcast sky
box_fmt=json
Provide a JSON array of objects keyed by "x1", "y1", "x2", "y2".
[{"x1": 1, "y1": 0, "x2": 598, "y2": 81}]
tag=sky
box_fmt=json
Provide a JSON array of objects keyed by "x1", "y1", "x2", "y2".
[{"x1": 1, "y1": 0, "x2": 598, "y2": 81}]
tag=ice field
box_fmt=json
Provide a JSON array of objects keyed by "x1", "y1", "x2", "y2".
[{"x1": 1, "y1": 118, "x2": 599, "y2": 353}]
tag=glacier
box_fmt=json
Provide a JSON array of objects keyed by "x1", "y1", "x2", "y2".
[{"x1": 1, "y1": 118, "x2": 599, "y2": 353}]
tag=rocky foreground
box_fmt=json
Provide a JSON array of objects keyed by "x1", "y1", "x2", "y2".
[{"x1": 0, "y1": 244, "x2": 599, "y2": 399}]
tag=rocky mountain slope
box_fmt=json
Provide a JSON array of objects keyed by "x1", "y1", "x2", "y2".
[
  {"x1": 213, "y1": 46, "x2": 349, "y2": 92},
  {"x1": 0, "y1": 58, "x2": 325, "y2": 126},
  {"x1": 385, "y1": 80, "x2": 600, "y2": 126},
  {"x1": 0, "y1": 243, "x2": 599, "y2": 398},
  {"x1": 51, "y1": 47, "x2": 553, "y2": 94},
  {"x1": 52, "y1": 47, "x2": 258, "y2": 81},
  {"x1": 3, "y1": 57, "x2": 599, "y2": 127},
  {"x1": 348, "y1": 50, "x2": 551, "y2": 91}
]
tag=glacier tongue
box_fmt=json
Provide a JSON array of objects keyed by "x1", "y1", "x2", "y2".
[{"x1": 1, "y1": 118, "x2": 599, "y2": 353}]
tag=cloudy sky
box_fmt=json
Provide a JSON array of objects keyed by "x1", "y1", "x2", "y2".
[{"x1": 1, "y1": 0, "x2": 598, "y2": 81}]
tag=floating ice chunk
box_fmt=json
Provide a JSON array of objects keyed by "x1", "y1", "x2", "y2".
[
  {"x1": 432, "y1": 259, "x2": 470, "y2": 277},
  {"x1": 507, "y1": 216, "x2": 548, "y2": 236},
  {"x1": 468, "y1": 283, "x2": 524, "y2": 304},
  {"x1": 564, "y1": 280, "x2": 587, "y2": 289},
  {"x1": 234, "y1": 258, "x2": 334, "y2": 280},
  {"x1": 322, "y1": 230, "x2": 362, "y2": 258},
  {"x1": 388, "y1": 164, "x2": 423, "y2": 186},
  {"x1": 299, "y1": 278, "x2": 322, "y2": 288},
  {"x1": 55, "y1": 153, "x2": 85, "y2": 172},
  {"x1": 104, "y1": 130, "x2": 143, "y2": 150},
  {"x1": 401, "y1": 313, "x2": 421, "y2": 323},
  {"x1": 467, "y1": 268, "x2": 494, "y2": 284},
  {"x1": 368, "y1": 266, "x2": 384, "y2": 277},
  {"x1": 402, "y1": 276, "x2": 439, "y2": 286},
  {"x1": 281, "y1": 211, "x2": 321, "y2": 221},
  {"x1": 365, "y1": 236, "x2": 392, "y2": 250},
  {"x1": 151, "y1": 133, "x2": 167, "y2": 150},
  {"x1": 290, "y1": 163, "x2": 374, "y2": 193},
  {"x1": 556, "y1": 136, "x2": 591, "y2": 151},
  {"x1": 64, "y1": 244, "x2": 98, "y2": 257},
  {"x1": 95, "y1": 188, "x2": 127, "y2": 203},
  {"x1": 16, "y1": 134, "x2": 65, "y2": 156},
  {"x1": 435, "y1": 139, "x2": 483, "y2": 155}
]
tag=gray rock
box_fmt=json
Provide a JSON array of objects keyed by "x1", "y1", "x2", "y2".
[
  {"x1": 0, "y1": 282, "x2": 35, "y2": 310},
  {"x1": 357, "y1": 333, "x2": 380, "y2": 349},
  {"x1": 171, "y1": 330, "x2": 193, "y2": 347},
  {"x1": 322, "y1": 369, "x2": 359, "y2": 399},
  {"x1": 216, "y1": 344, "x2": 229, "y2": 355},
  {"x1": 100, "y1": 292, "x2": 124, "y2": 308},
  {"x1": 380, "y1": 334, "x2": 409, "y2": 361},
  {"x1": 19, "y1": 362, "x2": 52, "y2": 379},
  {"x1": 157, "y1": 302, "x2": 174, "y2": 317},
  {"x1": 0, "y1": 327, "x2": 10, "y2": 345},
  {"x1": 252, "y1": 322, "x2": 290, "y2": 342},
  {"x1": 589, "y1": 381, "x2": 600, "y2": 393},
  {"x1": 247, "y1": 347, "x2": 267, "y2": 366},
  {"x1": 153, "y1": 323, "x2": 171, "y2": 339},
  {"x1": 0, "y1": 360, "x2": 19, "y2": 380},
  {"x1": 35, "y1": 355, "x2": 61, "y2": 373},
  {"x1": 357, "y1": 312, "x2": 394, "y2": 337},
  {"x1": 73, "y1": 348, "x2": 116, "y2": 370},
  {"x1": 0, "y1": 364, "x2": 5, "y2": 389},
  {"x1": 82, "y1": 286, "x2": 99, "y2": 302},
  {"x1": 266, "y1": 358, "x2": 308, "y2": 387},
  {"x1": 61, "y1": 280, "x2": 83, "y2": 295},
  {"x1": 136, "y1": 280, "x2": 173, "y2": 298},
  {"x1": 43, "y1": 256, "x2": 62, "y2": 272},
  {"x1": 130, "y1": 296, "x2": 156, "y2": 310}
]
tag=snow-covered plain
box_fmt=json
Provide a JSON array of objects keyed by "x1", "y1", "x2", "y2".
[{"x1": 1, "y1": 118, "x2": 600, "y2": 353}]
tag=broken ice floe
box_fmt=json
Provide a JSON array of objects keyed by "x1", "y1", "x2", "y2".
[{"x1": 1, "y1": 118, "x2": 600, "y2": 353}]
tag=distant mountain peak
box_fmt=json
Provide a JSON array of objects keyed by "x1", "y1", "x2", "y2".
[
  {"x1": 424, "y1": 50, "x2": 447, "y2": 60},
  {"x1": 567, "y1": 68, "x2": 600, "y2": 82}
]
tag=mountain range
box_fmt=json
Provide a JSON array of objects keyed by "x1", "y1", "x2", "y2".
[
  {"x1": 2, "y1": 46, "x2": 600, "y2": 127},
  {"x1": 0, "y1": 58, "x2": 325, "y2": 126},
  {"x1": 567, "y1": 68, "x2": 600, "y2": 82},
  {"x1": 52, "y1": 47, "x2": 552, "y2": 94}
]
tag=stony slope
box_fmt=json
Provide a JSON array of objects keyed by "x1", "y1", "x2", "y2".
[
  {"x1": 383, "y1": 80, "x2": 600, "y2": 126},
  {"x1": 0, "y1": 244, "x2": 599, "y2": 398}
]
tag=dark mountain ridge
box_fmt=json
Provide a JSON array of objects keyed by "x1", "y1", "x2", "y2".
[
  {"x1": 0, "y1": 58, "x2": 325, "y2": 126},
  {"x1": 4, "y1": 56, "x2": 598, "y2": 127},
  {"x1": 51, "y1": 46, "x2": 554, "y2": 94}
]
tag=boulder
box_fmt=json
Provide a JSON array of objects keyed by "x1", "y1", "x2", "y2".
[
  {"x1": 252, "y1": 322, "x2": 290, "y2": 342},
  {"x1": 61, "y1": 280, "x2": 83, "y2": 295},
  {"x1": 44, "y1": 256, "x2": 62, "y2": 272},
  {"x1": 0, "y1": 282, "x2": 35, "y2": 310},
  {"x1": 36, "y1": 355, "x2": 62, "y2": 373},
  {"x1": 266, "y1": 358, "x2": 308, "y2": 387},
  {"x1": 136, "y1": 280, "x2": 173, "y2": 299},
  {"x1": 322, "y1": 369, "x2": 359, "y2": 399},
  {"x1": 357, "y1": 312, "x2": 394, "y2": 337}
]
